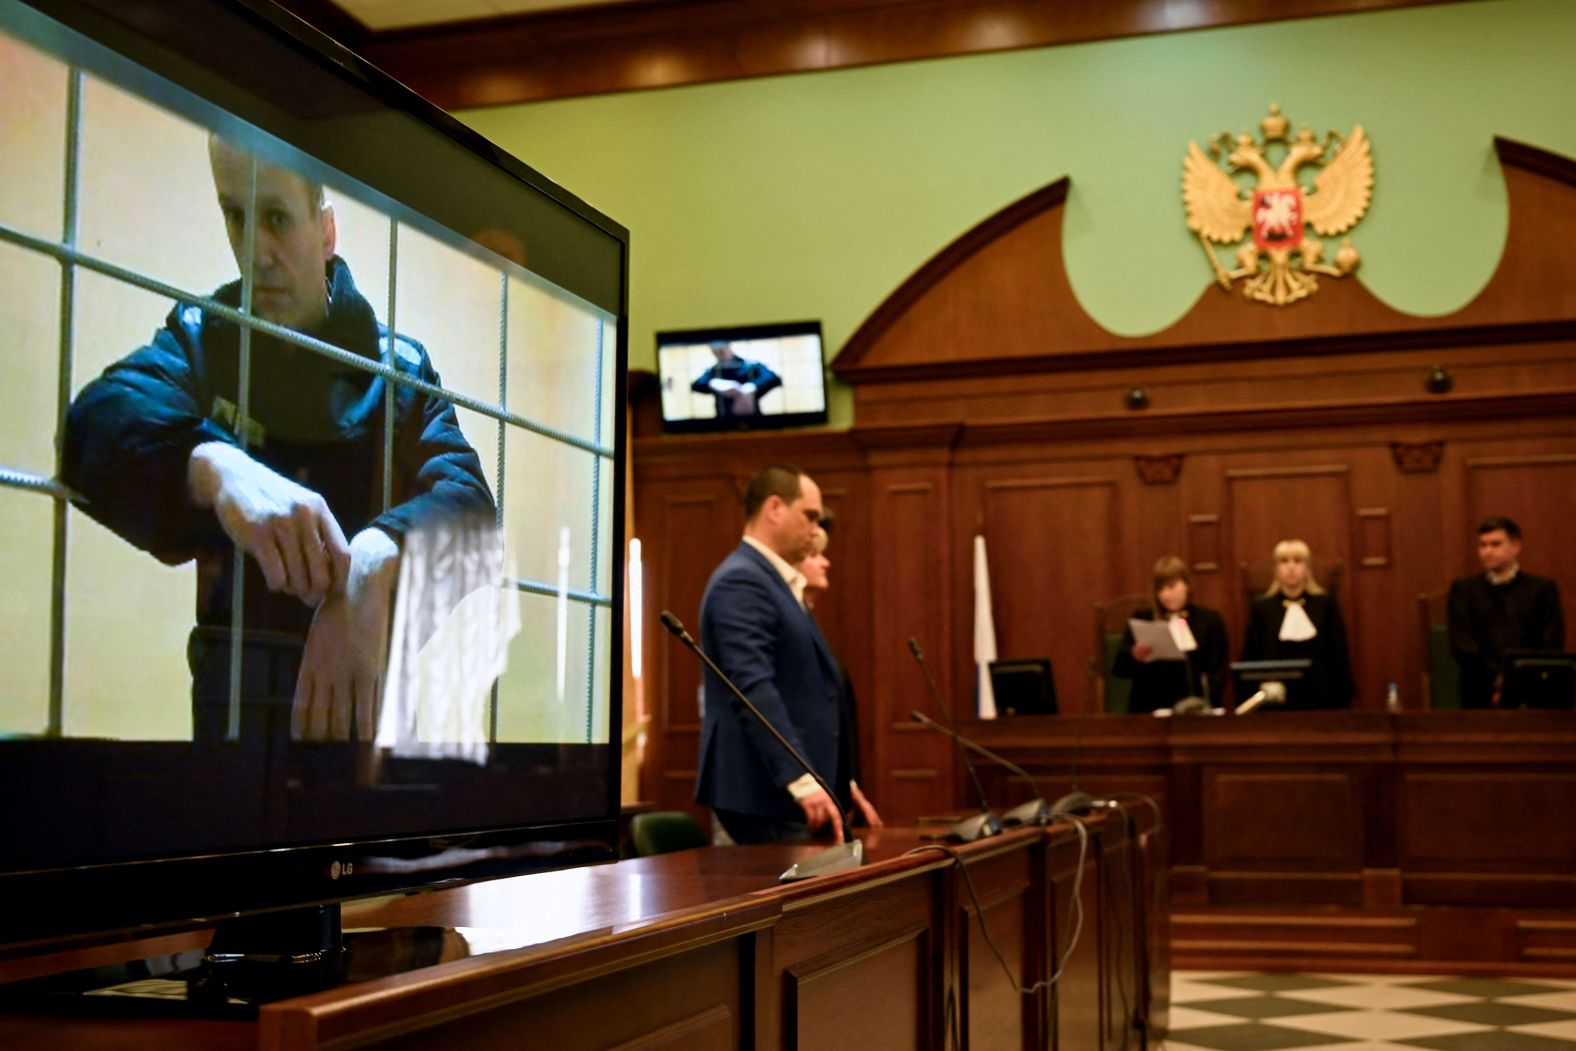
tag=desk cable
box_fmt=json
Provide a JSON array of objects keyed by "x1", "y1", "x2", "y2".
[{"x1": 902, "y1": 813, "x2": 1089, "y2": 1003}]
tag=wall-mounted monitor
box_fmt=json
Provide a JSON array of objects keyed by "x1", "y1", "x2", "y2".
[
  {"x1": 656, "y1": 320, "x2": 828, "y2": 433},
  {"x1": 0, "y1": 0, "x2": 626, "y2": 991}
]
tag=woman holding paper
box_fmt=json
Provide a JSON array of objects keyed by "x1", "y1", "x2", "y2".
[
  {"x1": 1113, "y1": 555, "x2": 1229, "y2": 713},
  {"x1": 1241, "y1": 539, "x2": 1355, "y2": 710}
]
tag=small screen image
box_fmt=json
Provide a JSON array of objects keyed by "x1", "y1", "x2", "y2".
[{"x1": 657, "y1": 321, "x2": 827, "y2": 432}]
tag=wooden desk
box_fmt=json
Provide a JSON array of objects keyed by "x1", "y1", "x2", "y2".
[
  {"x1": 0, "y1": 804, "x2": 1165, "y2": 1050},
  {"x1": 965, "y1": 710, "x2": 1576, "y2": 975}
]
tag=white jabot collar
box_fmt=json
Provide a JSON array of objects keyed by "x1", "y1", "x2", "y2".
[{"x1": 1280, "y1": 599, "x2": 1317, "y2": 642}]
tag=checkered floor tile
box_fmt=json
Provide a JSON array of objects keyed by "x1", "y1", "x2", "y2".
[{"x1": 1162, "y1": 970, "x2": 1576, "y2": 1051}]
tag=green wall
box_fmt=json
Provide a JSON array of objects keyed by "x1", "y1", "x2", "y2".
[{"x1": 461, "y1": 0, "x2": 1576, "y2": 428}]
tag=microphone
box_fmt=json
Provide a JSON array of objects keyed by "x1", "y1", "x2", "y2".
[
  {"x1": 659, "y1": 611, "x2": 862, "y2": 881},
  {"x1": 908, "y1": 710, "x2": 1063, "y2": 826},
  {"x1": 1235, "y1": 680, "x2": 1287, "y2": 715},
  {"x1": 906, "y1": 638, "x2": 1002, "y2": 841}
]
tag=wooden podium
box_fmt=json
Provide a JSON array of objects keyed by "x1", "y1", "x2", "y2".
[{"x1": 0, "y1": 803, "x2": 1165, "y2": 1050}]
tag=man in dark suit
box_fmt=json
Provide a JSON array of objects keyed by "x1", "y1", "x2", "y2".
[
  {"x1": 1449, "y1": 516, "x2": 1565, "y2": 708},
  {"x1": 695, "y1": 464, "x2": 846, "y2": 844}
]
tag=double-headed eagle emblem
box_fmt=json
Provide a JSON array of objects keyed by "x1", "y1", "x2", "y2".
[{"x1": 1183, "y1": 103, "x2": 1373, "y2": 306}]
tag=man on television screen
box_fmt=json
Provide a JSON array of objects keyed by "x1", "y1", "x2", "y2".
[
  {"x1": 1447, "y1": 516, "x2": 1565, "y2": 707},
  {"x1": 690, "y1": 340, "x2": 780, "y2": 418},
  {"x1": 63, "y1": 138, "x2": 493, "y2": 743}
]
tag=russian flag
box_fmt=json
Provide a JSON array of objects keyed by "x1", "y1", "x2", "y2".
[{"x1": 973, "y1": 534, "x2": 998, "y2": 719}]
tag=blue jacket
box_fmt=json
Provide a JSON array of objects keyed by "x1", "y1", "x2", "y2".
[
  {"x1": 62, "y1": 256, "x2": 494, "y2": 638},
  {"x1": 695, "y1": 542, "x2": 843, "y2": 821}
]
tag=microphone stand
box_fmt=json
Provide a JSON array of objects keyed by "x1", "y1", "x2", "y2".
[
  {"x1": 907, "y1": 638, "x2": 1003, "y2": 841},
  {"x1": 1170, "y1": 611, "x2": 1208, "y2": 710},
  {"x1": 908, "y1": 710, "x2": 1057, "y2": 826},
  {"x1": 660, "y1": 611, "x2": 862, "y2": 881}
]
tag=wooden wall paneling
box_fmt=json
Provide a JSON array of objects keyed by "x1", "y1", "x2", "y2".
[
  {"x1": 961, "y1": 712, "x2": 1171, "y2": 816},
  {"x1": 1187, "y1": 515, "x2": 1222, "y2": 575},
  {"x1": 1225, "y1": 463, "x2": 1353, "y2": 592},
  {"x1": 867, "y1": 445, "x2": 957, "y2": 820},
  {"x1": 1202, "y1": 769, "x2": 1365, "y2": 905},
  {"x1": 1356, "y1": 508, "x2": 1392, "y2": 570},
  {"x1": 1398, "y1": 770, "x2": 1576, "y2": 907},
  {"x1": 1180, "y1": 451, "x2": 1231, "y2": 619},
  {"x1": 642, "y1": 481, "x2": 747, "y2": 814},
  {"x1": 1224, "y1": 462, "x2": 1355, "y2": 695},
  {"x1": 974, "y1": 472, "x2": 1123, "y2": 716},
  {"x1": 1348, "y1": 446, "x2": 1405, "y2": 707},
  {"x1": 1129, "y1": 455, "x2": 1186, "y2": 609},
  {"x1": 886, "y1": 765, "x2": 945, "y2": 824},
  {"x1": 1167, "y1": 757, "x2": 1207, "y2": 905},
  {"x1": 1389, "y1": 432, "x2": 1446, "y2": 707}
]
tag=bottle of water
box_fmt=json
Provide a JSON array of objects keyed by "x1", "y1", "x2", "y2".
[{"x1": 1385, "y1": 682, "x2": 1401, "y2": 713}]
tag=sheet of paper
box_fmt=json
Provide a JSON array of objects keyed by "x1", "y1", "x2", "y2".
[{"x1": 1129, "y1": 617, "x2": 1185, "y2": 661}]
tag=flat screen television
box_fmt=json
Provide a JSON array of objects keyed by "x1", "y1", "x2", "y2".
[
  {"x1": 656, "y1": 320, "x2": 829, "y2": 433},
  {"x1": 0, "y1": 0, "x2": 626, "y2": 995}
]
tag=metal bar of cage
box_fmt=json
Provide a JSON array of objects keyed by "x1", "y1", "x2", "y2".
[{"x1": 0, "y1": 222, "x2": 613, "y2": 461}]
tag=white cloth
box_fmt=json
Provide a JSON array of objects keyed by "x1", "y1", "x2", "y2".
[
  {"x1": 973, "y1": 534, "x2": 999, "y2": 719},
  {"x1": 379, "y1": 520, "x2": 520, "y2": 762},
  {"x1": 1279, "y1": 600, "x2": 1318, "y2": 642}
]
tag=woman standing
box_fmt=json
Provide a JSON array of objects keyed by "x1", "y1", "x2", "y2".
[
  {"x1": 1113, "y1": 555, "x2": 1229, "y2": 714},
  {"x1": 1241, "y1": 539, "x2": 1355, "y2": 710}
]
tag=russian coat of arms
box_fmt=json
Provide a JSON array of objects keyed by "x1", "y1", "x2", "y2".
[{"x1": 1182, "y1": 103, "x2": 1374, "y2": 306}]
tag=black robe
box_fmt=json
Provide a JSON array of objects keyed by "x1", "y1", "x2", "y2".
[
  {"x1": 1241, "y1": 592, "x2": 1355, "y2": 710},
  {"x1": 1447, "y1": 571, "x2": 1565, "y2": 708},
  {"x1": 1112, "y1": 605, "x2": 1229, "y2": 713}
]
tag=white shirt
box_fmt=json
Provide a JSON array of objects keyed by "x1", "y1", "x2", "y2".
[
  {"x1": 1487, "y1": 564, "x2": 1521, "y2": 586},
  {"x1": 742, "y1": 534, "x2": 807, "y2": 607}
]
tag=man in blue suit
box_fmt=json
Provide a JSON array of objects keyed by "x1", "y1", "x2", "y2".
[{"x1": 695, "y1": 464, "x2": 848, "y2": 844}]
